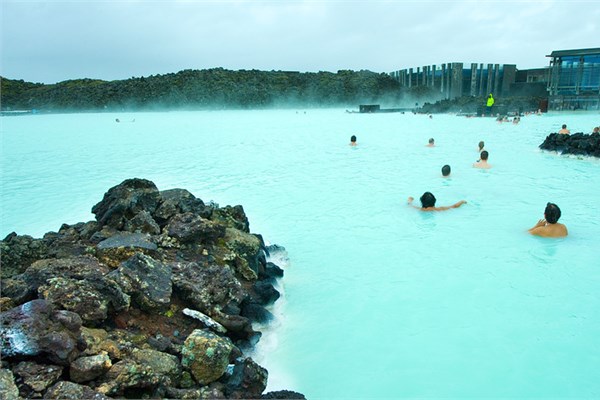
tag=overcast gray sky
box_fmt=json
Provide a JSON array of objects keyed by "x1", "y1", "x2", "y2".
[{"x1": 1, "y1": 0, "x2": 599, "y2": 84}]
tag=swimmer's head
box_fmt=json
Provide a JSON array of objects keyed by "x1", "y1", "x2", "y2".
[
  {"x1": 480, "y1": 150, "x2": 489, "y2": 160},
  {"x1": 545, "y1": 203, "x2": 561, "y2": 224},
  {"x1": 350, "y1": 135, "x2": 356, "y2": 143},
  {"x1": 562, "y1": 124, "x2": 567, "y2": 129},
  {"x1": 429, "y1": 138, "x2": 434, "y2": 144},
  {"x1": 478, "y1": 141, "x2": 485, "y2": 150},
  {"x1": 441, "y1": 165, "x2": 451, "y2": 177},
  {"x1": 420, "y1": 192, "x2": 436, "y2": 208}
]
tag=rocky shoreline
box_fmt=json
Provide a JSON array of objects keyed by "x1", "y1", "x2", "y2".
[
  {"x1": 539, "y1": 132, "x2": 600, "y2": 157},
  {"x1": 0, "y1": 179, "x2": 304, "y2": 399}
]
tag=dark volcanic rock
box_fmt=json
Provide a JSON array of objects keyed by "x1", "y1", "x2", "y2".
[
  {"x1": 123, "y1": 210, "x2": 160, "y2": 235},
  {"x1": 154, "y1": 188, "x2": 209, "y2": 225},
  {"x1": 166, "y1": 212, "x2": 226, "y2": 244},
  {"x1": 241, "y1": 302, "x2": 274, "y2": 324},
  {"x1": 1, "y1": 278, "x2": 33, "y2": 305},
  {"x1": 0, "y1": 233, "x2": 49, "y2": 279},
  {"x1": 226, "y1": 357, "x2": 268, "y2": 399},
  {"x1": 92, "y1": 178, "x2": 160, "y2": 230},
  {"x1": 211, "y1": 205, "x2": 250, "y2": 233},
  {"x1": 13, "y1": 361, "x2": 64, "y2": 394},
  {"x1": 0, "y1": 178, "x2": 302, "y2": 400},
  {"x1": 43, "y1": 381, "x2": 111, "y2": 399},
  {"x1": 6, "y1": 256, "x2": 130, "y2": 320},
  {"x1": 97, "y1": 359, "x2": 164, "y2": 396},
  {"x1": 172, "y1": 262, "x2": 244, "y2": 315},
  {"x1": 38, "y1": 274, "x2": 131, "y2": 324},
  {"x1": 130, "y1": 348, "x2": 181, "y2": 386},
  {"x1": 69, "y1": 353, "x2": 112, "y2": 383},
  {"x1": 224, "y1": 228, "x2": 263, "y2": 281},
  {"x1": 110, "y1": 253, "x2": 171, "y2": 312},
  {"x1": 539, "y1": 132, "x2": 600, "y2": 157},
  {"x1": 262, "y1": 390, "x2": 307, "y2": 399},
  {"x1": 96, "y1": 232, "x2": 158, "y2": 268},
  {"x1": 0, "y1": 299, "x2": 84, "y2": 365},
  {"x1": 253, "y1": 280, "x2": 280, "y2": 306},
  {"x1": 261, "y1": 262, "x2": 284, "y2": 281}
]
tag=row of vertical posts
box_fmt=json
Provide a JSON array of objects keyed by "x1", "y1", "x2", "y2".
[{"x1": 391, "y1": 63, "x2": 512, "y2": 99}]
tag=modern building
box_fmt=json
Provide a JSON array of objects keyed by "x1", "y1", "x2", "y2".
[
  {"x1": 389, "y1": 48, "x2": 600, "y2": 111},
  {"x1": 389, "y1": 63, "x2": 517, "y2": 100},
  {"x1": 546, "y1": 48, "x2": 600, "y2": 110}
]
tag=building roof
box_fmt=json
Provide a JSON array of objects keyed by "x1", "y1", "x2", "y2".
[{"x1": 547, "y1": 48, "x2": 600, "y2": 58}]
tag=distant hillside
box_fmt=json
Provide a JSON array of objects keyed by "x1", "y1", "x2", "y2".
[{"x1": 1, "y1": 68, "x2": 405, "y2": 111}]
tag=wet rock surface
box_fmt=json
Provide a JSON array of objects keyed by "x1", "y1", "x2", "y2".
[
  {"x1": 540, "y1": 132, "x2": 600, "y2": 157},
  {"x1": 0, "y1": 178, "x2": 298, "y2": 399}
]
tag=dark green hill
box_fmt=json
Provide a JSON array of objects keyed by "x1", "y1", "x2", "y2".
[{"x1": 1, "y1": 68, "x2": 402, "y2": 111}]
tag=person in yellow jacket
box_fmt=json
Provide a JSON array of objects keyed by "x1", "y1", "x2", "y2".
[{"x1": 486, "y1": 93, "x2": 495, "y2": 114}]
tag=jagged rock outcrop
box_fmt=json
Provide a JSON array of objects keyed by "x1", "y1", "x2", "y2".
[
  {"x1": 154, "y1": 188, "x2": 210, "y2": 225},
  {"x1": 109, "y1": 253, "x2": 172, "y2": 312},
  {"x1": 0, "y1": 299, "x2": 84, "y2": 365},
  {"x1": 165, "y1": 212, "x2": 225, "y2": 243},
  {"x1": 540, "y1": 132, "x2": 600, "y2": 157},
  {"x1": 3, "y1": 256, "x2": 130, "y2": 323},
  {"x1": 91, "y1": 178, "x2": 161, "y2": 230},
  {"x1": 0, "y1": 178, "x2": 297, "y2": 399},
  {"x1": 226, "y1": 357, "x2": 268, "y2": 398},
  {"x1": 0, "y1": 233, "x2": 49, "y2": 279}
]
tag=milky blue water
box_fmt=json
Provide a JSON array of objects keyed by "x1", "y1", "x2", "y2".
[{"x1": 2, "y1": 110, "x2": 600, "y2": 398}]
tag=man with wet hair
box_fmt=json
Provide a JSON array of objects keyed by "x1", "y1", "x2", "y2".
[
  {"x1": 441, "y1": 165, "x2": 451, "y2": 177},
  {"x1": 426, "y1": 138, "x2": 435, "y2": 147},
  {"x1": 528, "y1": 202, "x2": 568, "y2": 237},
  {"x1": 473, "y1": 150, "x2": 492, "y2": 169},
  {"x1": 558, "y1": 124, "x2": 570, "y2": 134},
  {"x1": 407, "y1": 192, "x2": 466, "y2": 211}
]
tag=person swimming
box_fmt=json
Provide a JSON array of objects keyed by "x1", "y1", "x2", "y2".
[
  {"x1": 558, "y1": 124, "x2": 570, "y2": 134},
  {"x1": 478, "y1": 141, "x2": 485, "y2": 152},
  {"x1": 528, "y1": 202, "x2": 568, "y2": 238},
  {"x1": 426, "y1": 138, "x2": 435, "y2": 147},
  {"x1": 350, "y1": 135, "x2": 357, "y2": 146},
  {"x1": 441, "y1": 165, "x2": 451, "y2": 177},
  {"x1": 474, "y1": 150, "x2": 492, "y2": 169},
  {"x1": 407, "y1": 192, "x2": 466, "y2": 211}
]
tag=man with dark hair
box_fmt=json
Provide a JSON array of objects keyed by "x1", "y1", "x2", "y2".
[
  {"x1": 441, "y1": 165, "x2": 451, "y2": 177},
  {"x1": 528, "y1": 203, "x2": 568, "y2": 237},
  {"x1": 474, "y1": 150, "x2": 492, "y2": 169},
  {"x1": 558, "y1": 124, "x2": 570, "y2": 134},
  {"x1": 407, "y1": 192, "x2": 466, "y2": 211}
]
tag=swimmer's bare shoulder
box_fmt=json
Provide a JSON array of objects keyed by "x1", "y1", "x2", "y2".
[{"x1": 528, "y1": 220, "x2": 568, "y2": 237}]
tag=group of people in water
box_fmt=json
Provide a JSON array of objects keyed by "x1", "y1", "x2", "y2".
[{"x1": 349, "y1": 127, "x2": 568, "y2": 238}]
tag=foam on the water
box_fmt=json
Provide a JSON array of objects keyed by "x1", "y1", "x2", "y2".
[{"x1": 250, "y1": 244, "x2": 297, "y2": 392}]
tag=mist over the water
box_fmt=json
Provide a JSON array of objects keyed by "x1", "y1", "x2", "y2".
[{"x1": 2, "y1": 110, "x2": 600, "y2": 398}]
